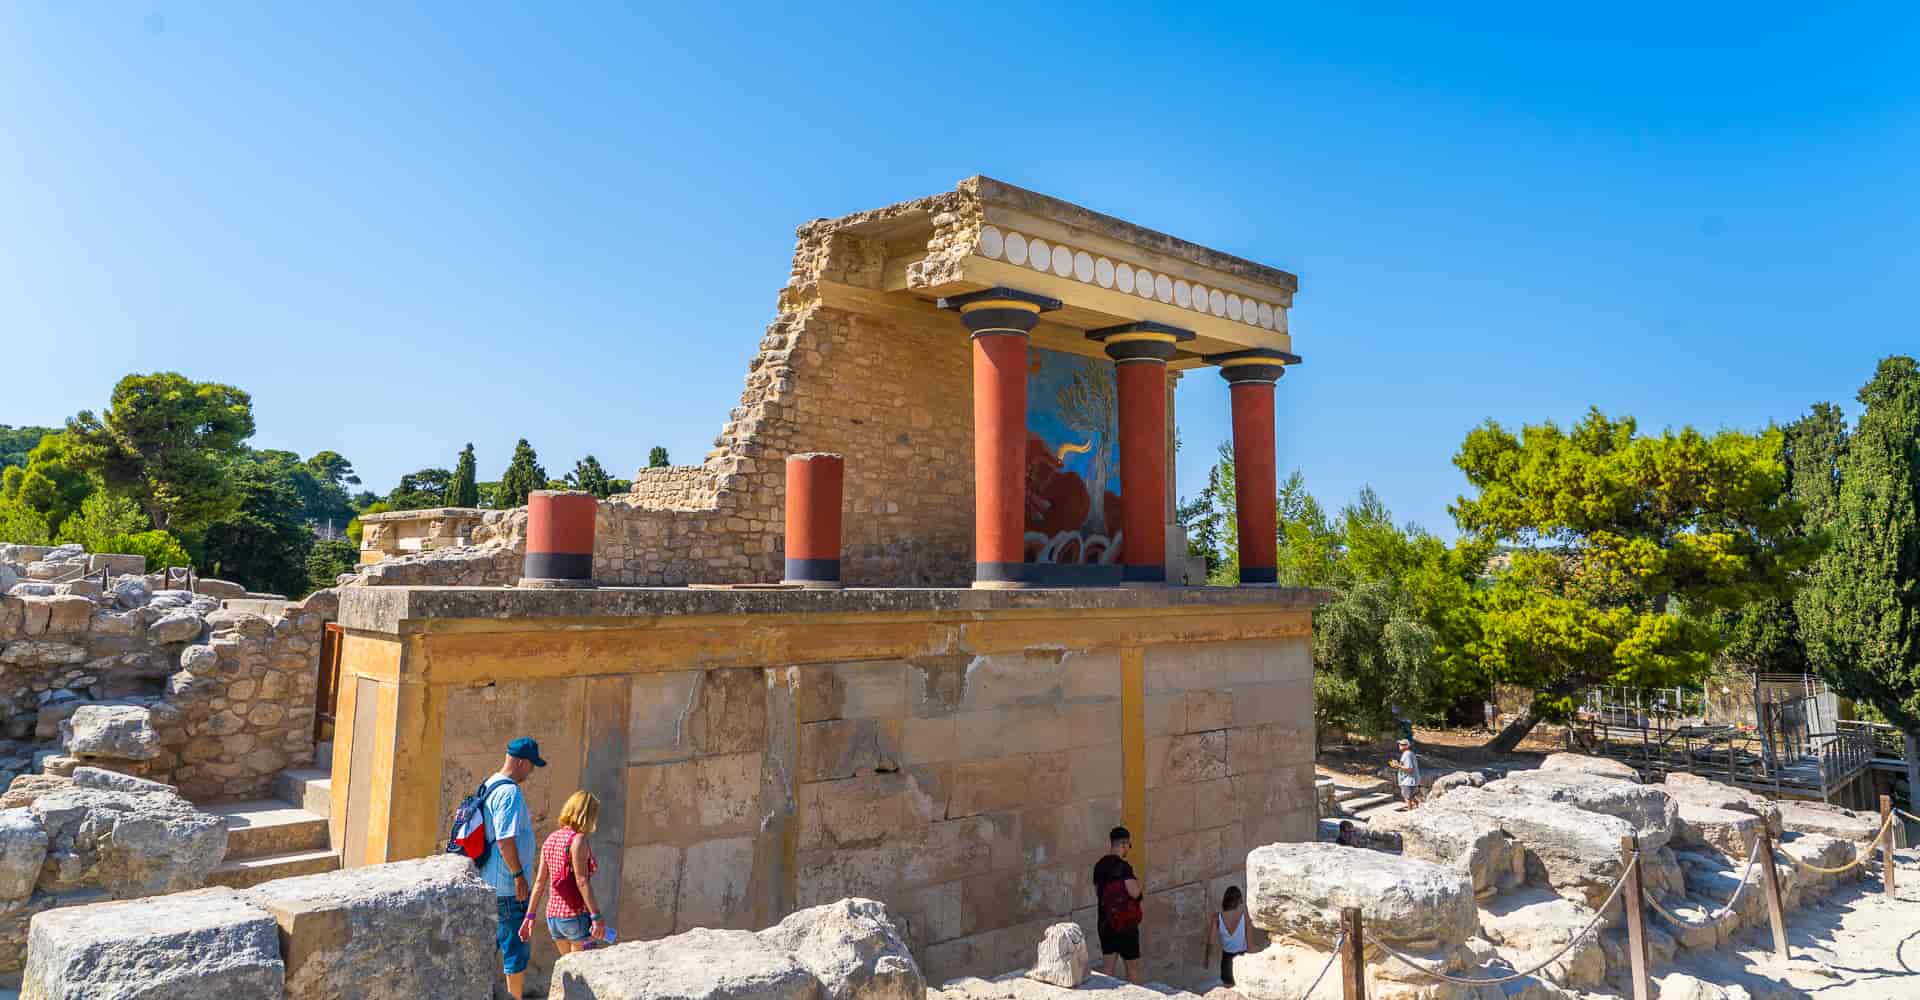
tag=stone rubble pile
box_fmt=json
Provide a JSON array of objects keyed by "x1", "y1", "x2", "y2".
[
  {"x1": 1238, "y1": 756, "x2": 1879, "y2": 1000},
  {"x1": 0, "y1": 542, "x2": 334, "y2": 802}
]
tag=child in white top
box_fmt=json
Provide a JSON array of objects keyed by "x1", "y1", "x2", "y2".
[{"x1": 1208, "y1": 885, "x2": 1248, "y2": 987}]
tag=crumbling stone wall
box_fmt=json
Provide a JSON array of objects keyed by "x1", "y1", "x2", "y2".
[{"x1": 0, "y1": 544, "x2": 331, "y2": 803}]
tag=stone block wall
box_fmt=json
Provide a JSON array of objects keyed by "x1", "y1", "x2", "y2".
[{"x1": 407, "y1": 630, "x2": 1313, "y2": 989}]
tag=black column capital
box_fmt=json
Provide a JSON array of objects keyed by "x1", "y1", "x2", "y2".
[
  {"x1": 1087, "y1": 321, "x2": 1194, "y2": 363},
  {"x1": 938, "y1": 286, "x2": 1063, "y2": 337},
  {"x1": 1205, "y1": 347, "x2": 1300, "y2": 385}
]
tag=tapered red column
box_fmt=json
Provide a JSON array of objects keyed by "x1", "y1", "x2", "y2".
[
  {"x1": 939, "y1": 287, "x2": 1062, "y2": 588},
  {"x1": 1208, "y1": 349, "x2": 1298, "y2": 587},
  {"x1": 1091, "y1": 322, "x2": 1194, "y2": 586}
]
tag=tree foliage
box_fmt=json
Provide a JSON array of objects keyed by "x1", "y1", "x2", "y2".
[
  {"x1": 306, "y1": 539, "x2": 359, "y2": 592},
  {"x1": 0, "y1": 426, "x2": 56, "y2": 472},
  {"x1": 197, "y1": 458, "x2": 315, "y2": 597},
  {"x1": 66, "y1": 373, "x2": 254, "y2": 533},
  {"x1": 0, "y1": 432, "x2": 95, "y2": 533},
  {"x1": 1798, "y1": 357, "x2": 1920, "y2": 731},
  {"x1": 387, "y1": 468, "x2": 454, "y2": 511},
  {"x1": 449, "y1": 444, "x2": 480, "y2": 508},
  {"x1": 566, "y1": 455, "x2": 616, "y2": 498},
  {"x1": 496, "y1": 440, "x2": 546, "y2": 508},
  {"x1": 54, "y1": 491, "x2": 148, "y2": 552},
  {"x1": 0, "y1": 501, "x2": 51, "y2": 545},
  {"x1": 648, "y1": 446, "x2": 670, "y2": 469},
  {"x1": 105, "y1": 530, "x2": 193, "y2": 572},
  {"x1": 1452, "y1": 408, "x2": 1816, "y2": 748}
]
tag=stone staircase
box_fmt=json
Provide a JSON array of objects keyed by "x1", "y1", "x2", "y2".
[
  {"x1": 203, "y1": 749, "x2": 338, "y2": 889},
  {"x1": 1331, "y1": 778, "x2": 1400, "y2": 820}
]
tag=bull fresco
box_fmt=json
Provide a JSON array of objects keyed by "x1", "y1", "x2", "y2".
[{"x1": 1025, "y1": 347, "x2": 1123, "y2": 567}]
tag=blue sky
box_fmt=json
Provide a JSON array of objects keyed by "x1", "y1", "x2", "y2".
[{"x1": 4, "y1": 4, "x2": 1917, "y2": 537}]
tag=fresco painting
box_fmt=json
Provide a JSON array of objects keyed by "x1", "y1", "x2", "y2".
[{"x1": 1025, "y1": 347, "x2": 1123, "y2": 566}]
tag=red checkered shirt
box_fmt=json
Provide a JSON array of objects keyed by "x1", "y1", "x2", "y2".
[{"x1": 540, "y1": 828, "x2": 598, "y2": 920}]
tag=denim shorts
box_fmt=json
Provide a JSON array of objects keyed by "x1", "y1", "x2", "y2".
[
  {"x1": 495, "y1": 895, "x2": 530, "y2": 973},
  {"x1": 548, "y1": 914, "x2": 594, "y2": 942}
]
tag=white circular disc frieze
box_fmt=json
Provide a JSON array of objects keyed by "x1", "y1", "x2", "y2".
[
  {"x1": 1191, "y1": 284, "x2": 1208, "y2": 313},
  {"x1": 1004, "y1": 232, "x2": 1028, "y2": 267},
  {"x1": 1052, "y1": 244, "x2": 1073, "y2": 277},
  {"x1": 1116, "y1": 263, "x2": 1135, "y2": 293},
  {"x1": 1258, "y1": 302, "x2": 1274, "y2": 329},
  {"x1": 1095, "y1": 257, "x2": 1115, "y2": 288},
  {"x1": 1154, "y1": 273, "x2": 1173, "y2": 302},
  {"x1": 1173, "y1": 280, "x2": 1191, "y2": 308},
  {"x1": 1209, "y1": 289, "x2": 1226, "y2": 316},
  {"x1": 1226, "y1": 294, "x2": 1243, "y2": 321},
  {"x1": 1028, "y1": 239, "x2": 1052, "y2": 271},
  {"x1": 1073, "y1": 250, "x2": 1095, "y2": 282},
  {"x1": 978, "y1": 226, "x2": 1003, "y2": 260},
  {"x1": 1134, "y1": 269, "x2": 1154, "y2": 298}
]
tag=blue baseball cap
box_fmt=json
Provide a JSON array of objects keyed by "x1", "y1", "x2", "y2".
[{"x1": 506, "y1": 737, "x2": 547, "y2": 767}]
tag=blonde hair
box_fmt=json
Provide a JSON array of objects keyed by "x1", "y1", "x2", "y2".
[{"x1": 559, "y1": 791, "x2": 600, "y2": 835}]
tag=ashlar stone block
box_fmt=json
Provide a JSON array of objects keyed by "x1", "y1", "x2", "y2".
[{"x1": 22, "y1": 887, "x2": 285, "y2": 999}]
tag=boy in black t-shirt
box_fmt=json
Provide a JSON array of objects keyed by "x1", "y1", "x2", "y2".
[{"x1": 1092, "y1": 826, "x2": 1143, "y2": 981}]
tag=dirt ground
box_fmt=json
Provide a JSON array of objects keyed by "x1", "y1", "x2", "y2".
[{"x1": 1317, "y1": 724, "x2": 1566, "y2": 785}]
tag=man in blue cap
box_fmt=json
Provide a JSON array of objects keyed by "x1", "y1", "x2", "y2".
[{"x1": 482, "y1": 736, "x2": 545, "y2": 999}]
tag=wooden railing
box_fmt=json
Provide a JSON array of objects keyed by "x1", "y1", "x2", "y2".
[{"x1": 1837, "y1": 719, "x2": 1906, "y2": 762}]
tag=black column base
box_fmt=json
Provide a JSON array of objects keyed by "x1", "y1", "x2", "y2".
[{"x1": 1239, "y1": 566, "x2": 1279, "y2": 586}]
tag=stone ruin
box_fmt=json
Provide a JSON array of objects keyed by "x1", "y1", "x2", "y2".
[{"x1": 0, "y1": 542, "x2": 333, "y2": 804}]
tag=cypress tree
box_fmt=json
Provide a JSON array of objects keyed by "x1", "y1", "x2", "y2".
[
  {"x1": 448, "y1": 444, "x2": 480, "y2": 507},
  {"x1": 1800, "y1": 356, "x2": 1920, "y2": 731},
  {"x1": 648, "y1": 445, "x2": 669, "y2": 468},
  {"x1": 497, "y1": 440, "x2": 547, "y2": 509}
]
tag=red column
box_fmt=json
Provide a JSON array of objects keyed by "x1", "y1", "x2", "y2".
[
  {"x1": 1229, "y1": 379, "x2": 1278, "y2": 585},
  {"x1": 940, "y1": 287, "x2": 1061, "y2": 588},
  {"x1": 1211, "y1": 349, "x2": 1294, "y2": 586},
  {"x1": 1091, "y1": 322, "x2": 1193, "y2": 586},
  {"x1": 522, "y1": 490, "x2": 598, "y2": 588},
  {"x1": 783, "y1": 453, "x2": 844, "y2": 588}
]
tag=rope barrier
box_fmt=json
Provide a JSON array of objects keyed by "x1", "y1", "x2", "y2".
[
  {"x1": 1373, "y1": 855, "x2": 1637, "y2": 987},
  {"x1": 1296, "y1": 930, "x2": 1342, "y2": 1000},
  {"x1": 1784, "y1": 813, "x2": 1895, "y2": 875}
]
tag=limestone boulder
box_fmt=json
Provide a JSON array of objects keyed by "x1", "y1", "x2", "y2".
[
  {"x1": 1428, "y1": 772, "x2": 1476, "y2": 801},
  {"x1": 41, "y1": 597, "x2": 95, "y2": 635},
  {"x1": 1777, "y1": 832, "x2": 1857, "y2": 900},
  {"x1": 1365, "y1": 806, "x2": 1524, "y2": 899},
  {"x1": 22, "y1": 887, "x2": 285, "y2": 999},
  {"x1": 244, "y1": 854, "x2": 495, "y2": 999},
  {"x1": 1246, "y1": 842, "x2": 1477, "y2": 947},
  {"x1": 59, "y1": 706, "x2": 158, "y2": 762},
  {"x1": 1418, "y1": 788, "x2": 1632, "y2": 907},
  {"x1": 145, "y1": 610, "x2": 203, "y2": 644},
  {"x1": 1537, "y1": 753, "x2": 1640, "y2": 783},
  {"x1": 31, "y1": 786, "x2": 227, "y2": 897},
  {"x1": 1776, "y1": 800, "x2": 1880, "y2": 843},
  {"x1": 0, "y1": 809, "x2": 48, "y2": 901},
  {"x1": 1026, "y1": 923, "x2": 1088, "y2": 988},
  {"x1": 759, "y1": 898, "x2": 923, "y2": 1000},
  {"x1": 1673, "y1": 803, "x2": 1762, "y2": 859},
  {"x1": 1656, "y1": 971, "x2": 1754, "y2": 1000},
  {"x1": 107, "y1": 578, "x2": 150, "y2": 611},
  {"x1": 1477, "y1": 889, "x2": 1606, "y2": 989},
  {"x1": 551, "y1": 928, "x2": 826, "y2": 1000},
  {"x1": 1660, "y1": 773, "x2": 1782, "y2": 836},
  {"x1": 1483, "y1": 770, "x2": 1680, "y2": 850},
  {"x1": 70, "y1": 768, "x2": 173, "y2": 796}
]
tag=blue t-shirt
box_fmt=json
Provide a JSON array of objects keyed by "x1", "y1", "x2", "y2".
[{"x1": 476, "y1": 775, "x2": 532, "y2": 897}]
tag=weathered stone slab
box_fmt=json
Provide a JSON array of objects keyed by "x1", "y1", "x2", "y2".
[
  {"x1": 244, "y1": 854, "x2": 496, "y2": 999},
  {"x1": 1659, "y1": 773, "x2": 1782, "y2": 836},
  {"x1": 1673, "y1": 803, "x2": 1762, "y2": 859},
  {"x1": 550, "y1": 927, "x2": 826, "y2": 1000},
  {"x1": 31, "y1": 787, "x2": 227, "y2": 897},
  {"x1": 70, "y1": 768, "x2": 173, "y2": 796},
  {"x1": 0, "y1": 809, "x2": 49, "y2": 900},
  {"x1": 1365, "y1": 806, "x2": 1523, "y2": 899},
  {"x1": 1246, "y1": 842, "x2": 1476, "y2": 947},
  {"x1": 1537, "y1": 753, "x2": 1640, "y2": 783},
  {"x1": 1415, "y1": 788, "x2": 1632, "y2": 908},
  {"x1": 759, "y1": 898, "x2": 923, "y2": 1000},
  {"x1": 59, "y1": 706, "x2": 158, "y2": 762},
  {"x1": 1477, "y1": 888, "x2": 1605, "y2": 989},
  {"x1": 1482, "y1": 769, "x2": 1680, "y2": 850},
  {"x1": 21, "y1": 887, "x2": 285, "y2": 999},
  {"x1": 0, "y1": 775, "x2": 71, "y2": 811},
  {"x1": 1026, "y1": 922, "x2": 1088, "y2": 988},
  {"x1": 1776, "y1": 800, "x2": 1880, "y2": 843}
]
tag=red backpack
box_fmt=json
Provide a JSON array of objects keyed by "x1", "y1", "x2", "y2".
[{"x1": 1101, "y1": 877, "x2": 1142, "y2": 931}]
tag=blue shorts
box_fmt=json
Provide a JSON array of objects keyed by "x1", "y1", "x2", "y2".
[
  {"x1": 548, "y1": 914, "x2": 594, "y2": 942},
  {"x1": 496, "y1": 895, "x2": 530, "y2": 974}
]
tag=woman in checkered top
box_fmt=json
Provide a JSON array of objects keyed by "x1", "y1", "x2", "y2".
[{"x1": 517, "y1": 791, "x2": 605, "y2": 952}]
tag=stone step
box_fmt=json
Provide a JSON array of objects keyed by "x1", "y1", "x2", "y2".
[
  {"x1": 274, "y1": 767, "x2": 333, "y2": 820},
  {"x1": 208, "y1": 799, "x2": 330, "y2": 860},
  {"x1": 1344, "y1": 792, "x2": 1402, "y2": 816},
  {"x1": 204, "y1": 847, "x2": 340, "y2": 890}
]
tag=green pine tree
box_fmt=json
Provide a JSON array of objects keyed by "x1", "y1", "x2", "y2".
[
  {"x1": 448, "y1": 444, "x2": 480, "y2": 507},
  {"x1": 566, "y1": 455, "x2": 616, "y2": 498},
  {"x1": 496, "y1": 440, "x2": 547, "y2": 508},
  {"x1": 1799, "y1": 357, "x2": 1920, "y2": 732},
  {"x1": 648, "y1": 445, "x2": 670, "y2": 468}
]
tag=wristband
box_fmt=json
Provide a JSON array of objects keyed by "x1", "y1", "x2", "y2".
[
  {"x1": 511, "y1": 871, "x2": 526, "y2": 879},
  {"x1": 590, "y1": 913, "x2": 601, "y2": 922}
]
